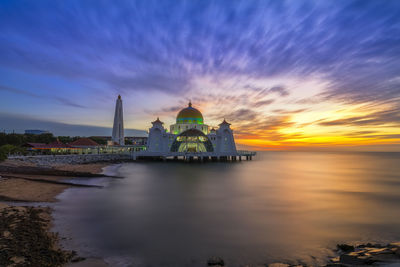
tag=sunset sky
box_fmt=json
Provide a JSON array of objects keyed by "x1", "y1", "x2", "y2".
[{"x1": 1, "y1": 0, "x2": 400, "y2": 151}]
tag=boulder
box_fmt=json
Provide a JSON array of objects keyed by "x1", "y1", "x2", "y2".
[
  {"x1": 339, "y1": 253, "x2": 372, "y2": 265},
  {"x1": 357, "y1": 242, "x2": 383, "y2": 248},
  {"x1": 367, "y1": 247, "x2": 395, "y2": 255},
  {"x1": 389, "y1": 242, "x2": 400, "y2": 248},
  {"x1": 336, "y1": 244, "x2": 354, "y2": 252},
  {"x1": 207, "y1": 256, "x2": 225, "y2": 266},
  {"x1": 395, "y1": 247, "x2": 400, "y2": 256}
]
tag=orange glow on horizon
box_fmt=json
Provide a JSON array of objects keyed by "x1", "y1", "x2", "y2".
[{"x1": 231, "y1": 100, "x2": 400, "y2": 151}]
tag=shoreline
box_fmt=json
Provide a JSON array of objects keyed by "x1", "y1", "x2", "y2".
[{"x1": 0, "y1": 159, "x2": 114, "y2": 267}]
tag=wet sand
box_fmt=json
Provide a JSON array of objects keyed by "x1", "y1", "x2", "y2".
[
  {"x1": 0, "y1": 160, "x2": 108, "y2": 202},
  {"x1": 0, "y1": 159, "x2": 111, "y2": 267}
]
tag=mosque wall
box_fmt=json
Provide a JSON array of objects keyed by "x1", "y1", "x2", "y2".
[
  {"x1": 216, "y1": 127, "x2": 237, "y2": 153},
  {"x1": 147, "y1": 128, "x2": 164, "y2": 152}
]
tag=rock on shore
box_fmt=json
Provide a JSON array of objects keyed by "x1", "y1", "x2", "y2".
[
  {"x1": 0, "y1": 206, "x2": 75, "y2": 267},
  {"x1": 205, "y1": 242, "x2": 400, "y2": 267},
  {"x1": 329, "y1": 242, "x2": 400, "y2": 266}
]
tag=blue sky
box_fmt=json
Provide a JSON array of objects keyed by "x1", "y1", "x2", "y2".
[{"x1": 0, "y1": 0, "x2": 399, "y2": 149}]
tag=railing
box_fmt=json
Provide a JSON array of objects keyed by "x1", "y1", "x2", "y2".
[{"x1": 135, "y1": 150, "x2": 256, "y2": 157}]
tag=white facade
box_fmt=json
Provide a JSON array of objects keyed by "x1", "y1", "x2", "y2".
[
  {"x1": 147, "y1": 103, "x2": 237, "y2": 155},
  {"x1": 112, "y1": 95, "x2": 125, "y2": 145},
  {"x1": 215, "y1": 120, "x2": 237, "y2": 153},
  {"x1": 147, "y1": 118, "x2": 169, "y2": 152}
]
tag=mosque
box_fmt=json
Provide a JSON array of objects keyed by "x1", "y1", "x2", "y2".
[
  {"x1": 112, "y1": 96, "x2": 254, "y2": 160},
  {"x1": 147, "y1": 101, "x2": 237, "y2": 154}
]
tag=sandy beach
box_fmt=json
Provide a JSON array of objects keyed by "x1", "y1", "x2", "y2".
[
  {"x1": 0, "y1": 160, "x2": 108, "y2": 202},
  {"x1": 0, "y1": 159, "x2": 111, "y2": 267}
]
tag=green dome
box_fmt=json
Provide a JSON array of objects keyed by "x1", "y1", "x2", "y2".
[{"x1": 176, "y1": 102, "x2": 204, "y2": 124}]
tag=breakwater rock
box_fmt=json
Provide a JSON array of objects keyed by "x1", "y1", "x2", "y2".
[
  {"x1": 8, "y1": 153, "x2": 131, "y2": 166},
  {"x1": 328, "y1": 242, "x2": 400, "y2": 266}
]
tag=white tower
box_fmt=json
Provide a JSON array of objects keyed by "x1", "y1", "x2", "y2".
[
  {"x1": 147, "y1": 118, "x2": 167, "y2": 152},
  {"x1": 216, "y1": 119, "x2": 237, "y2": 153},
  {"x1": 112, "y1": 95, "x2": 124, "y2": 145}
]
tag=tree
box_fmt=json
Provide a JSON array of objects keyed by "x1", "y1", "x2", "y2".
[
  {"x1": 58, "y1": 136, "x2": 73, "y2": 144},
  {"x1": 0, "y1": 144, "x2": 26, "y2": 161},
  {"x1": 35, "y1": 133, "x2": 56, "y2": 144},
  {"x1": 0, "y1": 148, "x2": 7, "y2": 161},
  {"x1": 5, "y1": 133, "x2": 24, "y2": 146},
  {"x1": 125, "y1": 139, "x2": 133, "y2": 145},
  {"x1": 0, "y1": 133, "x2": 7, "y2": 146}
]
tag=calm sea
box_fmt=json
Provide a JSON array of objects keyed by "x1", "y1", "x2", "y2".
[{"x1": 52, "y1": 152, "x2": 400, "y2": 266}]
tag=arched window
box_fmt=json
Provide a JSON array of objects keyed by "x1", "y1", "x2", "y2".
[{"x1": 170, "y1": 129, "x2": 214, "y2": 152}]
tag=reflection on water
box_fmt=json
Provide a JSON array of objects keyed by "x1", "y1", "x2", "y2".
[{"x1": 53, "y1": 152, "x2": 400, "y2": 266}]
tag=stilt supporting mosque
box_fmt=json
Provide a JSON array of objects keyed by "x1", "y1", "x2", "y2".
[{"x1": 132, "y1": 150, "x2": 256, "y2": 162}]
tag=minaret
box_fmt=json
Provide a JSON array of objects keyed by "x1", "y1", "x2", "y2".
[{"x1": 112, "y1": 95, "x2": 124, "y2": 145}]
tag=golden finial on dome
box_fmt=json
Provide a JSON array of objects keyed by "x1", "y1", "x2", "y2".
[
  {"x1": 118, "y1": 94, "x2": 121, "y2": 99},
  {"x1": 188, "y1": 100, "x2": 192, "y2": 107}
]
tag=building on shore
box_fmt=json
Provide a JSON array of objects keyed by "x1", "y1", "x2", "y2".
[
  {"x1": 24, "y1": 129, "x2": 50, "y2": 135},
  {"x1": 68, "y1": 137, "x2": 100, "y2": 148},
  {"x1": 125, "y1": 136, "x2": 148, "y2": 146},
  {"x1": 23, "y1": 135, "x2": 147, "y2": 155},
  {"x1": 112, "y1": 95, "x2": 124, "y2": 145},
  {"x1": 146, "y1": 102, "x2": 237, "y2": 154}
]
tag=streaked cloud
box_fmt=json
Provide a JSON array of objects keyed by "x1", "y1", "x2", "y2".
[{"x1": 0, "y1": 0, "x2": 399, "y2": 150}]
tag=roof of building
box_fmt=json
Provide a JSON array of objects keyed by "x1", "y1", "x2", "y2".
[
  {"x1": 152, "y1": 117, "x2": 164, "y2": 125},
  {"x1": 24, "y1": 141, "x2": 71, "y2": 149},
  {"x1": 48, "y1": 139, "x2": 71, "y2": 148},
  {"x1": 219, "y1": 119, "x2": 231, "y2": 126},
  {"x1": 69, "y1": 138, "x2": 99, "y2": 147},
  {"x1": 23, "y1": 142, "x2": 47, "y2": 148},
  {"x1": 176, "y1": 101, "x2": 204, "y2": 124}
]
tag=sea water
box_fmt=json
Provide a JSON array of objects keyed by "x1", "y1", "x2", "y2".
[{"x1": 52, "y1": 152, "x2": 400, "y2": 266}]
